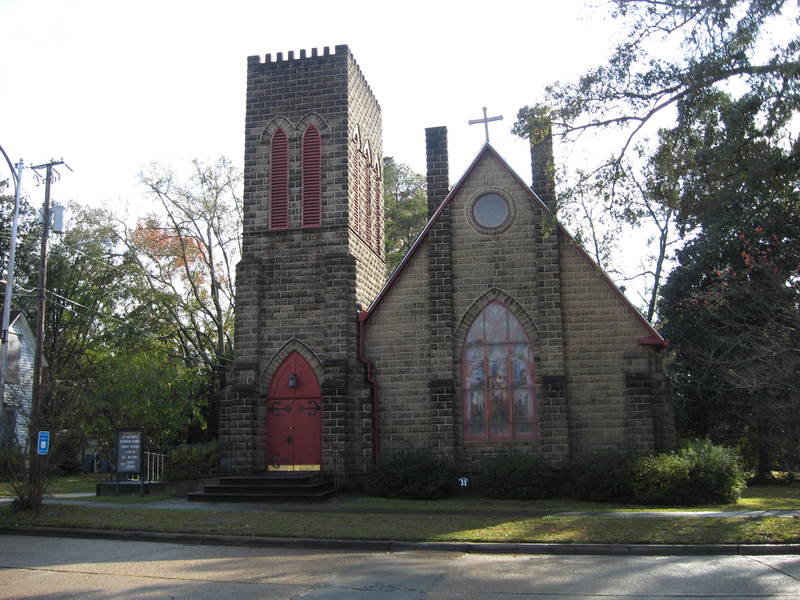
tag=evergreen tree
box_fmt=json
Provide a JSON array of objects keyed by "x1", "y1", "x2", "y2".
[{"x1": 657, "y1": 92, "x2": 800, "y2": 475}]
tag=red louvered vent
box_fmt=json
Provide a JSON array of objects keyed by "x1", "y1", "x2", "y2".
[
  {"x1": 352, "y1": 145, "x2": 361, "y2": 233},
  {"x1": 270, "y1": 129, "x2": 289, "y2": 230},
  {"x1": 302, "y1": 125, "x2": 322, "y2": 228},
  {"x1": 364, "y1": 155, "x2": 372, "y2": 246},
  {"x1": 373, "y1": 170, "x2": 382, "y2": 253}
]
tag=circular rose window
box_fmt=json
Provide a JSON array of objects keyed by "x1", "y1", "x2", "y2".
[{"x1": 472, "y1": 192, "x2": 511, "y2": 230}]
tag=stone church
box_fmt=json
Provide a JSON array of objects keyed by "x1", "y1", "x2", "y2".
[{"x1": 221, "y1": 45, "x2": 674, "y2": 478}]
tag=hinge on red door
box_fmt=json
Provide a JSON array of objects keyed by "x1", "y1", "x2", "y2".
[
  {"x1": 296, "y1": 400, "x2": 321, "y2": 415},
  {"x1": 268, "y1": 401, "x2": 292, "y2": 416}
]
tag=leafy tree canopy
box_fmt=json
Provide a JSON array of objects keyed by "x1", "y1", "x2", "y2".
[
  {"x1": 383, "y1": 157, "x2": 427, "y2": 276},
  {"x1": 0, "y1": 179, "x2": 40, "y2": 288},
  {"x1": 516, "y1": 0, "x2": 799, "y2": 170},
  {"x1": 658, "y1": 91, "x2": 800, "y2": 474}
]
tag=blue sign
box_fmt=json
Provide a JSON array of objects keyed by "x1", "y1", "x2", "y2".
[{"x1": 37, "y1": 431, "x2": 50, "y2": 455}]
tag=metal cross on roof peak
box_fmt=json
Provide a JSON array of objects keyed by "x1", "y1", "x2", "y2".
[{"x1": 468, "y1": 107, "x2": 503, "y2": 143}]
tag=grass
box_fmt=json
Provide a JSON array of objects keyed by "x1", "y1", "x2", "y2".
[
  {"x1": 0, "y1": 480, "x2": 797, "y2": 546},
  {"x1": 347, "y1": 484, "x2": 800, "y2": 513},
  {"x1": 0, "y1": 473, "x2": 103, "y2": 497},
  {"x1": 1, "y1": 504, "x2": 798, "y2": 545}
]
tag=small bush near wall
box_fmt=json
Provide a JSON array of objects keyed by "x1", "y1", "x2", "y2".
[
  {"x1": 632, "y1": 453, "x2": 693, "y2": 505},
  {"x1": 479, "y1": 452, "x2": 556, "y2": 500},
  {"x1": 365, "y1": 449, "x2": 455, "y2": 500},
  {"x1": 567, "y1": 451, "x2": 638, "y2": 502},
  {"x1": 632, "y1": 440, "x2": 746, "y2": 505},
  {"x1": 165, "y1": 441, "x2": 220, "y2": 481},
  {"x1": 680, "y1": 439, "x2": 746, "y2": 503}
]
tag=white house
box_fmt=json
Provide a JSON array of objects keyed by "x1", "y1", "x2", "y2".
[{"x1": 2, "y1": 312, "x2": 42, "y2": 448}]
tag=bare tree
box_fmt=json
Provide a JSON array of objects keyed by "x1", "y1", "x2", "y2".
[{"x1": 127, "y1": 158, "x2": 242, "y2": 437}]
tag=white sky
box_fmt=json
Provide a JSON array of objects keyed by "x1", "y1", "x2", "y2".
[{"x1": 1, "y1": 0, "x2": 619, "y2": 213}]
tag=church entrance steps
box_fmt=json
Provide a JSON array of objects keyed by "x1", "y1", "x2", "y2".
[{"x1": 186, "y1": 473, "x2": 335, "y2": 503}]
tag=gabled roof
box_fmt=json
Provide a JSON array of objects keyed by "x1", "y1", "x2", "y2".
[
  {"x1": 364, "y1": 143, "x2": 665, "y2": 345},
  {"x1": 6, "y1": 311, "x2": 48, "y2": 364}
]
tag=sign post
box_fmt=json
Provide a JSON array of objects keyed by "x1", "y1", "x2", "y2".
[{"x1": 115, "y1": 430, "x2": 143, "y2": 496}]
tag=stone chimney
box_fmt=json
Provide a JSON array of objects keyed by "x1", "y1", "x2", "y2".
[
  {"x1": 425, "y1": 126, "x2": 449, "y2": 217},
  {"x1": 529, "y1": 118, "x2": 556, "y2": 213}
]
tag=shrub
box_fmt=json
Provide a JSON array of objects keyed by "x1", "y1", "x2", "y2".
[
  {"x1": 365, "y1": 448, "x2": 454, "y2": 500},
  {"x1": 633, "y1": 453, "x2": 692, "y2": 505},
  {"x1": 633, "y1": 440, "x2": 746, "y2": 505},
  {"x1": 479, "y1": 452, "x2": 555, "y2": 500},
  {"x1": 567, "y1": 451, "x2": 638, "y2": 502},
  {"x1": 681, "y1": 439, "x2": 746, "y2": 504},
  {"x1": 51, "y1": 431, "x2": 83, "y2": 475},
  {"x1": 165, "y1": 440, "x2": 220, "y2": 481},
  {"x1": 0, "y1": 444, "x2": 24, "y2": 482}
]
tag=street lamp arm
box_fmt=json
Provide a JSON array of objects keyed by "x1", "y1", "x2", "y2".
[{"x1": 0, "y1": 143, "x2": 18, "y2": 187}]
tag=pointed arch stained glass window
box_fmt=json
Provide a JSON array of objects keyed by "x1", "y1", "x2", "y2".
[{"x1": 463, "y1": 301, "x2": 537, "y2": 441}]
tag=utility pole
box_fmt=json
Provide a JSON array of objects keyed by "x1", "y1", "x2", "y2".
[
  {"x1": 0, "y1": 159, "x2": 25, "y2": 442},
  {"x1": 28, "y1": 159, "x2": 67, "y2": 447}
]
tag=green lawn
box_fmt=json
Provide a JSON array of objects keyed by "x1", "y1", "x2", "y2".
[
  {"x1": 0, "y1": 474, "x2": 103, "y2": 497},
  {"x1": 1, "y1": 503, "x2": 798, "y2": 545},
  {"x1": 346, "y1": 484, "x2": 800, "y2": 513},
  {"x1": 0, "y1": 482, "x2": 798, "y2": 545}
]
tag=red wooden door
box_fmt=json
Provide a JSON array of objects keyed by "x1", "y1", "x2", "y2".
[{"x1": 266, "y1": 352, "x2": 321, "y2": 471}]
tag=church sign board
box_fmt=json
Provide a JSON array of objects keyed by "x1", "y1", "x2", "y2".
[{"x1": 116, "y1": 430, "x2": 143, "y2": 474}]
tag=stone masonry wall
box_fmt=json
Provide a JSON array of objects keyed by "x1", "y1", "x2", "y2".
[
  {"x1": 362, "y1": 244, "x2": 431, "y2": 457},
  {"x1": 559, "y1": 238, "x2": 666, "y2": 455},
  {"x1": 225, "y1": 46, "x2": 382, "y2": 474},
  {"x1": 348, "y1": 54, "x2": 385, "y2": 309},
  {"x1": 449, "y1": 152, "x2": 569, "y2": 469}
]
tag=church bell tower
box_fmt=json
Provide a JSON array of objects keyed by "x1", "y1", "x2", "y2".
[{"x1": 222, "y1": 45, "x2": 385, "y2": 476}]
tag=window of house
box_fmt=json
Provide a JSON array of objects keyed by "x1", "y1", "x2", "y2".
[
  {"x1": 462, "y1": 301, "x2": 536, "y2": 441},
  {"x1": 301, "y1": 125, "x2": 322, "y2": 228},
  {"x1": 270, "y1": 128, "x2": 289, "y2": 230}
]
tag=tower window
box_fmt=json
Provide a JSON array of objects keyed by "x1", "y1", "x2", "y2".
[
  {"x1": 462, "y1": 302, "x2": 537, "y2": 441},
  {"x1": 363, "y1": 155, "x2": 372, "y2": 246},
  {"x1": 270, "y1": 128, "x2": 289, "y2": 230},
  {"x1": 302, "y1": 125, "x2": 322, "y2": 228},
  {"x1": 351, "y1": 144, "x2": 361, "y2": 233},
  {"x1": 372, "y1": 167, "x2": 382, "y2": 254}
]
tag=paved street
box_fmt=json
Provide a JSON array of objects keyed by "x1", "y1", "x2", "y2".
[{"x1": 1, "y1": 534, "x2": 799, "y2": 599}]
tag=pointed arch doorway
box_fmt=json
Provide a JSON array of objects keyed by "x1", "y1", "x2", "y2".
[{"x1": 266, "y1": 352, "x2": 322, "y2": 471}]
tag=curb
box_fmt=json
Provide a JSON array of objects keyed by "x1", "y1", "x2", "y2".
[{"x1": 2, "y1": 526, "x2": 799, "y2": 556}]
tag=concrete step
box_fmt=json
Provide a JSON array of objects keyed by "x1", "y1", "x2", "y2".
[{"x1": 186, "y1": 473, "x2": 335, "y2": 503}]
